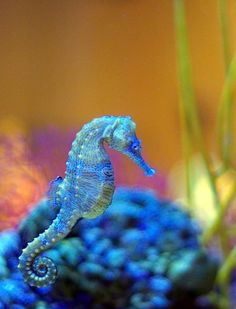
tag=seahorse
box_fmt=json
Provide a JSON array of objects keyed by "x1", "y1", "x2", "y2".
[{"x1": 18, "y1": 115, "x2": 155, "y2": 287}]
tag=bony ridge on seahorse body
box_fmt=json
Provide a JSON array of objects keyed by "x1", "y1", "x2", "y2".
[{"x1": 18, "y1": 115, "x2": 156, "y2": 287}]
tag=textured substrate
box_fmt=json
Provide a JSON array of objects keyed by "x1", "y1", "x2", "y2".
[{"x1": 0, "y1": 188, "x2": 218, "y2": 309}]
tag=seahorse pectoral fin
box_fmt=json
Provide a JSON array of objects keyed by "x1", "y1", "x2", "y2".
[{"x1": 47, "y1": 176, "x2": 63, "y2": 208}]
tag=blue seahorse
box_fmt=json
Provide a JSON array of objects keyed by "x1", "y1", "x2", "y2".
[{"x1": 18, "y1": 116, "x2": 155, "y2": 287}]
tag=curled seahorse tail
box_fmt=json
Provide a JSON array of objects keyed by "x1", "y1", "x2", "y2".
[
  {"x1": 18, "y1": 248, "x2": 57, "y2": 287},
  {"x1": 18, "y1": 206, "x2": 80, "y2": 287}
]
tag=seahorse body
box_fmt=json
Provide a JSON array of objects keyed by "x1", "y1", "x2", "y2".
[{"x1": 18, "y1": 116, "x2": 155, "y2": 287}]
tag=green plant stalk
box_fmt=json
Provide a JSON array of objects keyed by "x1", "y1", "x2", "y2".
[
  {"x1": 201, "y1": 206, "x2": 226, "y2": 246},
  {"x1": 217, "y1": 246, "x2": 236, "y2": 309},
  {"x1": 174, "y1": 0, "x2": 220, "y2": 211},
  {"x1": 218, "y1": 54, "x2": 236, "y2": 169},
  {"x1": 175, "y1": 1, "x2": 236, "y2": 307},
  {"x1": 201, "y1": 175, "x2": 236, "y2": 245},
  {"x1": 218, "y1": 0, "x2": 231, "y2": 72},
  {"x1": 208, "y1": 290, "x2": 231, "y2": 309},
  {"x1": 202, "y1": 176, "x2": 236, "y2": 308},
  {"x1": 174, "y1": 2, "x2": 230, "y2": 306},
  {"x1": 179, "y1": 98, "x2": 195, "y2": 209},
  {"x1": 216, "y1": 4, "x2": 236, "y2": 305},
  {"x1": 218, "y1": 245, "x2": 236, "y2": 286},
  {"x1": 174, "y1": 0, "x2": 195, "y2": 209}
]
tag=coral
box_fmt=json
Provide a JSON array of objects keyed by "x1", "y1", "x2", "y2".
[
  {"x1": 0, "y1": 187, "x2": 217, "y2": 308},
  {"x1": 0, "y1": 133, "x2": 47, "y2": 230}
]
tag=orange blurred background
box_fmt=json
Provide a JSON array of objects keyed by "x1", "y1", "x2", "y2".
[{"x1": 0, "y1": 0, "x2": 236, "y2": 171}]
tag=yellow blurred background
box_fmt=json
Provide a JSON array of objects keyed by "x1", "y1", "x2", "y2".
[{"x1": 0, "y1": 0, "x2": 236, "y2": 171}]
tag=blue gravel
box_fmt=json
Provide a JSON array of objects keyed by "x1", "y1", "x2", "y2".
[{"x1": 0, "y1": 187, "x2": 217, "y2": 308}]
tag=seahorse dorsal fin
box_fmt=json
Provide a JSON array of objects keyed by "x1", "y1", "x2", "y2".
[
  {"x1": 47, "y1": 176, "x2": 63, "y2": 208},
  {"x1": 102, "y1": 118, "x2": 120, "y2": 140}
]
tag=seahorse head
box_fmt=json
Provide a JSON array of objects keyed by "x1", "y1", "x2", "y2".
[{"x1": 103, "y1": 116, "x2": 156, "y2": 176}]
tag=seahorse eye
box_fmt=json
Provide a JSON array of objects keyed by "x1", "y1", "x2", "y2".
[{"x1": 131, "y1": 141, "x2": 141, "y2": 152}]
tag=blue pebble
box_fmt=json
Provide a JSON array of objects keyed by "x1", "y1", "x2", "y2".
[
  {"x1": 0, "y1": 187, "x2": 205, "y2": 308},
  {"x1": 151, "y1": 295, "x2": 171, "y2": 308},
  {"x1": 82, "y1": 228, "x2": 103, "y2": 245},
  {"x1": 125, "y1": 262, "x2": 148, "y2": 279},
  {"x1": 105, "y1": 248, "x2": 127, "y2": 268},
  {"x1": 149, "y1": 276, "x2": 172, "y2": 294},
  {"x1": 92, "y1": 239, "x2": 112, "y2": 255},
  {"x1": 79, "y1": 262, "x2": 104, "y2": 276},
  {"x1": 11, "y1": 305, "x2": 26, "y2": 309}
]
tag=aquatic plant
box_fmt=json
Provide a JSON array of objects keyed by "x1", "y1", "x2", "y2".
[
  {"x1": 174, "y1": 1, "x2": 236, "y2": 308},
  {"x1": 0, "y1": 188, "x2": 217, "y2": 308}
]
